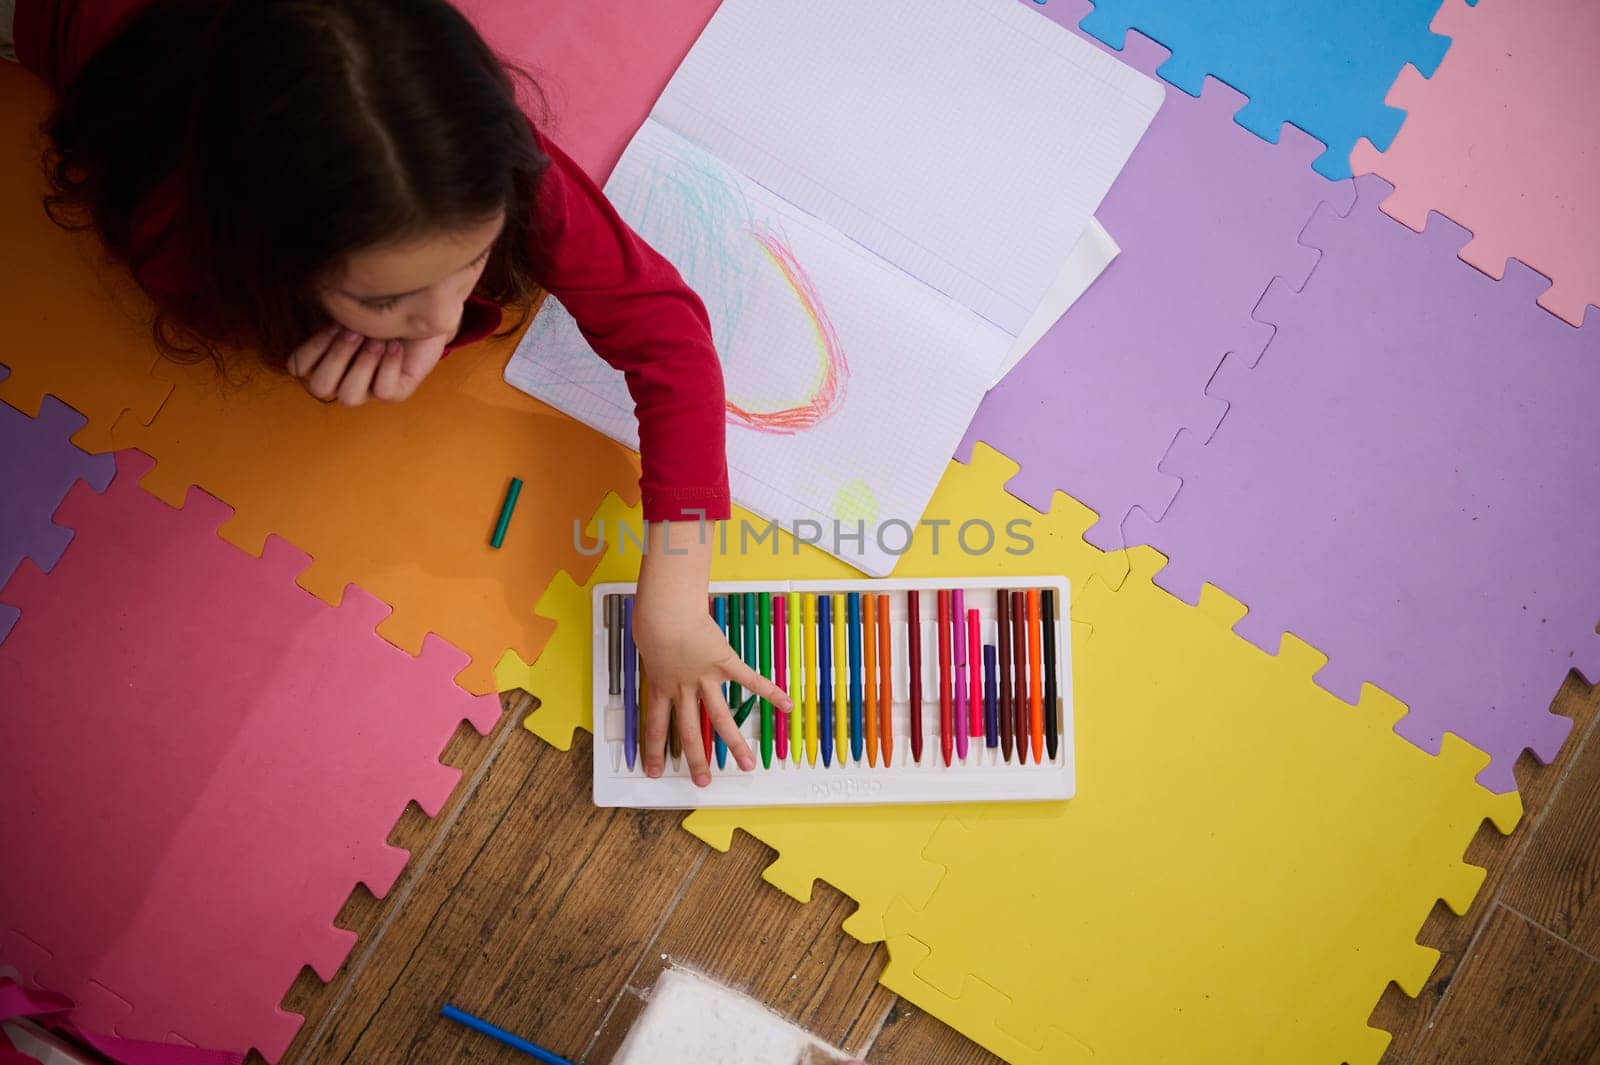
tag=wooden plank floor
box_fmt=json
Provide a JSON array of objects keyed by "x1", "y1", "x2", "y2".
[{"x1": 262, "y1": 674, "x2": 1600, "y2": 1064}]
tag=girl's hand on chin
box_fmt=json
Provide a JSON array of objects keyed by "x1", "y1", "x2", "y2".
[{"x1": 288, "y1": 324, "x2": 449, "y2": 405}]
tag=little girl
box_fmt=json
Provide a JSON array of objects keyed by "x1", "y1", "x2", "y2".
[{"x1": 5, "y1": 0, "x2": 790, "y2": 787}]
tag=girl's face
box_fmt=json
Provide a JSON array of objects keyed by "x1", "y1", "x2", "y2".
[{"x1": 318, "y1": 211, "x2": 506, "y2": 342}]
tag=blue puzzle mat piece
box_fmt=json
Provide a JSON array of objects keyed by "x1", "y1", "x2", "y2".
[{"x1": 1075, "y1": 0, "x2": 1463, "y2": 178}]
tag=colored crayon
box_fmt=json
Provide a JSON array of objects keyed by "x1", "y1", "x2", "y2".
[
  {"x1": 741, "y1": 593, "x2": 758, "y2": 725},
  {"x1": 803, "y1": 594, "x2": 819, "y2": 766},
  {"x1": 967, "y1": 606, "x2": 983, "y2": 742},
  {"x1": 907, "y1": 590, "x2": 923, "y2": 764},
  {"x1": 983, "y1": 644, "x2": 998, "y2": 751},
  {"x1": 1042, "y1": 588, "x2": 1060, "y2": 761},
  {"x1": 1027, "y1": 588, "x2": 1043, "y2": 764},
  {"x1": 622, "y1": 595, "x2": 637, "y2": 772},
  {"x1": 605, "y1": 595, "x2": 622, "y2": 698},
  {"x1": 774, "y1": 594, "x2": 788, "y2": 762},
  {"x1": 819, "y1": 594, "x2": 834, "y2": 767},
  {"x1": 876, "y1": 593, "x2": 893, "y2": 767},
  {"x1": 441, "y1": 1003, "x2": 578, "y2": 1065},
  {"x1": 727, "y1": 593, "x2": 743, "y2": 728},
  {"x1": 952, "y1": 588, "x2": 968, "y2": 761},
  {"x1": 713, "y1": 596, "x2": 728, "y2": 768},
  {"x1": 789, "y1": 591, "x2": 803, "y2": 765},
  {"x1": 847, "y1": 592, "x2": 863, "y2": 764},
  {"x1": 997, "y1": 589, "x2": 1013, "y2": 762},
  {"x1": 1011, "y1": 590, "x2": 1028, "y2": 763},
  {"x1": 863, "y1": 594, "x2": 878, "y2": 767},
  {"x1": 758, "y1": 592, "x2": 773, "y2": 769},
  {"x1": 937, "y1": 589, "x2": 953, "y2": 767},
  {"x1": 833, "y1": 594, "x2": 849, "y2": 766}
]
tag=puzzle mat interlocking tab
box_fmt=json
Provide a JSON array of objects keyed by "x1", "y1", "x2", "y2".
[
  {"x1": 523, "y1": 443, "x2": 1519, "y2": 1063},
  {"x1": 0, "y1": 67, "x2": 635, "y2": 697},
  {"x1": 1350, "y1": 0, "x2": 1600, "y2": 327},
  {"x1": 0, "y1": 363, "x2": 114, "y2": 645},
  {"x1": 1123, "y1": 175, "x2": 1600, "y2": 795},
  {"x1": 0, "y1": 450, "x2": 501, "y2": 1062},
  {"x1": 1073, "y1": 0, "x2": 1463, "y2": 179},
  {"x1": 959, "y1": 0, "x2": 1353, "y2": 556}
]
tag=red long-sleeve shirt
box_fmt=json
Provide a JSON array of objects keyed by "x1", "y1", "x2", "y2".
[{"x1": 15, "y1": 0, "x2": 731, "y2": 523}]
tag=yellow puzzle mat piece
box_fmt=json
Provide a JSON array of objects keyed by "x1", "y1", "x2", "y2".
[
  {"x1": 624, "y1": 446, "x2": 1513, "y2": 1065},
  {"x1": 1, "y1": 66, "x2": 636, "y2": 694}
]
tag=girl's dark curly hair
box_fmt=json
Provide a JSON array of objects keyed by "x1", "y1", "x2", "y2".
[{"x1": 41, "y1": 0, "x2": 549, "y2": 370}]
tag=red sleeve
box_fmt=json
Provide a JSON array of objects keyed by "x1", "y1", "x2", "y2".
[
  {"x1": 14, "y1": 0, "x2": 152, "y2": 91},
  {"x1": 526, "y1": 127, "x2": 731, "y2": 525}
]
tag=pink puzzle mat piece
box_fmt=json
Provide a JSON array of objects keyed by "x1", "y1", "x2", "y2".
[
  {"x1": 1125, "y1": 175, "x2": 1600, "y2": 794},
  {"x1": 1351, "y1": 0, "x2": 1600, "y2": 327},
  {"x1": 455, "y1": 0, "x2": 721, "y2": 181},
  {"x1": 958, "y1": 0, "x2": 1353, "y2": 551},
  {"x1": 0, "y1": 451, "x2": 501, "y2": 1062}
]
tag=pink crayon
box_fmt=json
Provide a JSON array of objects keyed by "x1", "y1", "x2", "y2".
[{"x1": 967, "y1": 607, "x2": 983, "y2": 740}]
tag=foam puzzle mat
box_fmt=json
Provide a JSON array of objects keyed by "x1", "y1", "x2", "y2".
[
  {"x1": 959, "y1": 1, "x2": 1350, "y2": 556},
  {"x1": 1124, "y1": 175, "x2": 1599, "y2": 794},
  {"x1": 0, "y1": 451, "x2": 500, "y2": 1061},
  {"x1": 3, "y1": 0, "x2": 1596, "y2": 1060},
  {"x1": 523, "y1": 445, "x2": 1520, "y2": 1064},
  {"x1": 1350, "y1": 0, "x2": 1599, "y2": 327},
  {"x1": 1075, "y1": 0, "x2": 1461, "y2": 179}
]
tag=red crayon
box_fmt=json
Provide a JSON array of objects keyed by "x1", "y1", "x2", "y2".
[
  {"x1": 937, "y1": 589, "x2": 953, "y2": 767},
  {"x1": 997, "y1": 589, "x2": 1013, "y2": 762},
  {"x1": 967, "y1": 607, "x2": 982, "y2": 740},
  {"x1": 1011, "y1": 590, "x2": 1028, "y2": 764},
  {"x1": 907, "y1": 590, "x2": 923, "y2": 764}
]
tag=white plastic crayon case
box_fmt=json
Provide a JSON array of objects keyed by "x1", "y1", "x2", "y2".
[{"x1": 590, "y1": 576, "x2": 1074, "y2": 808}]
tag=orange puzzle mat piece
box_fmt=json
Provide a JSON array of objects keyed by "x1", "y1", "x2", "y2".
[{"x1": 0, "y1": 65, "x2": 637, "y2": 694}]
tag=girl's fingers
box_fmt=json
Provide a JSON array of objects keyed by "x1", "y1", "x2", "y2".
[
  {"x1": 287, "y1": 323, "x2": 340, "y2": 378},
  {"x1": 724, "y1": 657, "x2": 794, "y2": 713},
  {"x1": 677, "y1": 685, "x2": 709, "y2": 786},
  {"x1": 336, "y1": 338, "x2": 385, "y2": 407},
  {"x1": 306, "y1": 328, "x2": 366, "y2": 400},
  {"x1": 643, "y1": 683, "x2": 673, "y2": 778},
  {"x1": 372, "y1": 341, "x2": 406, "y2": 401},
  {"x1": 701, "y1": 677, "x2": 755, "y2": 771}
]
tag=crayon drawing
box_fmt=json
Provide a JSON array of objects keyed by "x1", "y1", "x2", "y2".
[
  {"x1": 506, "y1": 121, "x2": 1010, "y2": 576},
  {"x1": 623, "y1": 136, "x2": 851, "y2": 436}
]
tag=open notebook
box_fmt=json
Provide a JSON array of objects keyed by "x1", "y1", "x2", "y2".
[{"x1": 506, "y1": 0, "x2": 1161, "y2": 575}]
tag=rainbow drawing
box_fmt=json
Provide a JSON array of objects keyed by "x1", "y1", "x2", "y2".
[{"x1": 725, "y1": 228, "x2": 850, "y2": 435}]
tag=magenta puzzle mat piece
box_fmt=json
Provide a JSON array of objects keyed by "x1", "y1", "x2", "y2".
[
  {"x1": 1125, "y1": 175, "x2": 1599, "y2": 793},
  {"x1": 0, "y1": 451, "x2": 501, "y2": 1061},
  {"x1": 959, "y1": 0, "x2": 1353, "y2": 552}
]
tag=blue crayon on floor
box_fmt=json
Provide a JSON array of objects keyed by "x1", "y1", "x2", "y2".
[
  {"x1": 847, "y1": 592, "x2": 863, "y2": 763},
  {"x1": 441, "y1": 1004, "x2": 578, "y2": 1065},
  {"x1": 819, "y1": 594, "x2": 834, "y2": 767}
]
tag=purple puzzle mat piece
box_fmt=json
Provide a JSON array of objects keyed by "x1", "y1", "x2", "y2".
[
  {"x1": 1125, "y1": 174, "x2": 1600, "y2": 793},
  {"x1": 0, "y1": 363, "x2": 116, "y2": 643},
  {"x1": 958, "y1": 0, "x2": 1353, "y2": 554}
]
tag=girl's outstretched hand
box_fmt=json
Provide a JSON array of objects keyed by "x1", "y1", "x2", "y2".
[
  {"x1": 287, "y1": 324, "x2": 447, "y2": 406},
  {"x1": 631, "y1": 520, "x2": 790, "y2": 787}
]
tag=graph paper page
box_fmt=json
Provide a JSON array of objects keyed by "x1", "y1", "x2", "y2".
[{"x1": 650, "y1": 0, "x2": 1162, "y2": 334}]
